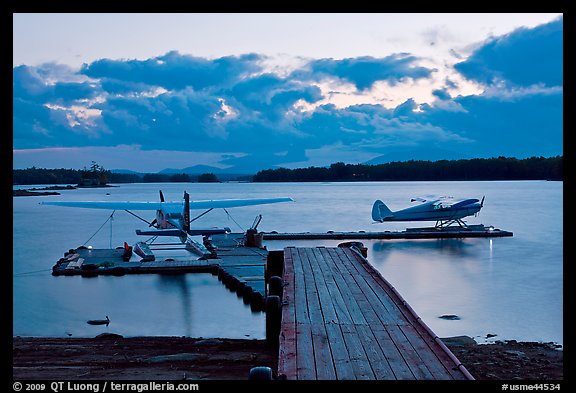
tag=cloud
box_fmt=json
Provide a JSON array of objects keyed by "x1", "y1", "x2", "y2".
[
  {"x1": 13, "y1": 19, "x2": 562, "y2": 172},
  {"x1": 415, "y1": 86, "x2": 563, "y2": 158},
  {"x1": 454, "y1": 16, "x2": 562, "y2": 87},
  {"x1": 292, "y1": 54, "x2": 434, "y2": 91},
  {"x1": 432, "y1": 88, "x2": 451, "y2": 100},
  {"x1": 81, "y1": 51, "x2": 265, "y2": 91}
]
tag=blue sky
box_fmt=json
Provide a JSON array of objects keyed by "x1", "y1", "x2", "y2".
[{"x1": 13, "y1": 13, "x2": 563, "y2": 173}]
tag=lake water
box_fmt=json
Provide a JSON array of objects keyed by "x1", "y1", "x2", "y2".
[{"x1": 12, "y1": 181, "x2": 563, "y2": 345}]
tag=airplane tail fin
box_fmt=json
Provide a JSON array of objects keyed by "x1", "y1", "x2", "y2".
[{"x1": 372, "y1": 200, "x2": 393, "y2": 222}]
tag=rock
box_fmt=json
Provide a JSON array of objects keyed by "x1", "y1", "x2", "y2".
[
  {"x1": 195, "y1": 339, "x2": 222, "y2": 346},
  {"x1": 148, "y1": 353, "x2": 206, "y2": 363},
  {"x1": 439, "y1": 314, "x2": 461, "y2": 320},
  {"x1": 441, "y1": 335, "x2": 477, "y2": 346},
  {"x1": 505, "y1": 350, "x2": 526, "y2": 358},
  {"x1": 94, "y1": 333, "x2": 124, "y2": 339}
]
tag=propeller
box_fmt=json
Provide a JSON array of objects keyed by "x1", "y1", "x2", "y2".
[
  {"x1": 149, "y1": 190, "x2": 165, "y2": 227},
  {"x1": 475, "y1": 196, "x2": 485, "y2": 217}
]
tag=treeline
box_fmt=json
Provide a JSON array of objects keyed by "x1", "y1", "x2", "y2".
[
  {"x1": 252, "y1": 156, "x2": 563, "y2": 182},
  {"x1": 12, "y1": 167, "x2": 221, "y2": 185}
]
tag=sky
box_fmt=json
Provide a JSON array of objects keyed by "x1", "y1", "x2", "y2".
[{"x1": 12, "y1": 13, "x2": 563, "y2": 173}]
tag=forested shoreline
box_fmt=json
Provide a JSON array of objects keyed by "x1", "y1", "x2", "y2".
[
  {"x1": 12, "y1": 168, "x2": 223, "y2": 185},
  {"x1": 253, "y1": 156, "x2": 563, "y2": 182},
  {"x1": 13, "y1": 156, "x2": 562, "y2": 185}
]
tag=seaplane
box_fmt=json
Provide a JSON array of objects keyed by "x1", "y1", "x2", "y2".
[
  {"x1": 371, "y1": 196, "x2": 485, "y2": 228},
  {"x1": 41, "y1": 191, "x2": 293, "y2": 258}
]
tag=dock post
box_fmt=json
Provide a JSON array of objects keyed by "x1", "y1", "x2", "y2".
[
  {"x1": 268, "y1": 276, "x2": 283, "y2": 302},
  {"x1": 265, "y1": 295, "x2": 282, "y2": 347},
  {"x1": 266, "y1": 250, "x2": 284, "y2": 284}
]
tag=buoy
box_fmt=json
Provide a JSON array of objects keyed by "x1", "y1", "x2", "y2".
[
  {"x1": 248, "y1": 366, "x2": 273, "y2": 380},
  {"x1": 87, "y1": 316, "x2": 110, "y2": 326}
]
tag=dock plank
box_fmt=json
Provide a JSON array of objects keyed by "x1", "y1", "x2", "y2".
[
  {"x1": 355, "y1": 324, "x2": 399, "y2": 380},
  {"x1": 278, "y1": 248, "x2": 297, "y2": 379},
  {"x1": 305, "y1": 248, "x2": 338, "y2": 325},
  {"x1": 298, "y1": 248, "x2": 337, "y2": 380},
  {"x1": 277, "y1": 247, "x2": 473, "y2": 381},
  {"x1": 314, "y1": 248, "x2": 354, "y2": 325},
  {"x1": 336, "y1": 248, "x2": 409, "y2": 324},
  {"x1": 324, "y1": 323, "x2": 356, "y2": 380},
  {"x1": 321, "y1": 248, "x2": 368, "y2": 325},
  {"x1": 384, "y1": 324, "x2": 435, "y2": 379},
  {"x1": 399, "y1": 324, "x2": 458, "y2": 380},
  {"x1": 295, "y1": 322, "x2": 316, "y2": 380},
  {"x1": 340, "y1": 323, "x2": 376, "y2": 380}
]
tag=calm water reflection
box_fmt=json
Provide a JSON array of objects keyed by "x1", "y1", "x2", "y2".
[{"x1": 13, "y1": 181, "x2": 562, "y2": 344}]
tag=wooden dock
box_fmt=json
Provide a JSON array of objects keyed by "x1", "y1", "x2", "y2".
[
  {"x1": 263, "y1": 225, "x2": 512, "y2": 240},
  {"x1": 275, "y1": 246, "x2": 474, "y2": 380},
  {"x1": 51, "y1": 233, "x2": 271, "y2": 311}
]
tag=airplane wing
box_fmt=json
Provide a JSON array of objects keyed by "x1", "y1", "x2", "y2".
[
  {"x1": 432, "y1": 198, "x2": 479, "y2": 209},
  {"x1": 39, "y1": 201, "x2": 166, "y2": 210},
  {"x1": 40, "y1": 197, "x2": 293, "y2": 211},
  {"x1": 188, "y1": 197, "x2": 293, "y2": 210}
]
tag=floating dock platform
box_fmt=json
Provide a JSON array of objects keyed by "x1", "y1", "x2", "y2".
[
  {"x1": 263, "y1": 224, "x2": 512, "y2": 240},
  {"x1": 269, "y1": 246, "x2": 474, "y2": 380},
  {"x1": 51, "y1": 233, "x2": 271, "y2": 311}
]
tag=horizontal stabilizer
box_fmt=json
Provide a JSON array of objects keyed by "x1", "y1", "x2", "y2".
[
  {"x1": 136, "y1": 229, "x2": 185, "y2": 237},
  {"x1": 136, "y1": 228, "x2": 231, "y2": 237},
  {"x1": 186, "y1": 227, "x2": 231, "y2": 236}
]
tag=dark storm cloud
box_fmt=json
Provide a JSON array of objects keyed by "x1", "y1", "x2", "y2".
[
  {"x1": 454, "y1": 16, "x2": 562, "y2": 87},
  {"x1": 228, "y1": 73, "x2": 323, "y2": 122},
  {"x1": 81, "y1": 51, "x2": 265, "y2": 90},
  {"x1": 13, "y1": 18, "x2": 563, "y2": 171},
  {"x1": 293, "y1": 54, "x2": 434, "y2": 90},
  {"x1": 416, "y1": 88, "x2": 563, "y2": 159},
  {"x1": 432, "y1": 88, "x2": 451, "y2": 100}
]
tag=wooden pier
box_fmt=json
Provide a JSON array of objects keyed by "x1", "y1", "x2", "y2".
[
  {"x1": 263, "y1": 224, "x2": 512, "y2": 240},
  {"x1": 273, "y1": 246, "x2": 474, "y2": 380},
  {"x1": 51, "y1": 233, "x2": 271, "y2": 311},
  {"x1": 50, "y1": 230, "x2": 486, "y2": 380}
]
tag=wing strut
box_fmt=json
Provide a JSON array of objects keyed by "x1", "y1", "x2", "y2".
[
  {"x1": 124, "y1": 209, "x2": 155, "y2": 227},
  {"x1": 189, "y1": 208, "x2": 214, "y2": 223}
]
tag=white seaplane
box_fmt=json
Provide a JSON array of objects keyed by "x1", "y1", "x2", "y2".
[
  {"x1": 41, "y1": 191, "x2": 293, "y2": 258},
  {"x1": 372, "y1": 196, "x2": 485, "y2": 228}
]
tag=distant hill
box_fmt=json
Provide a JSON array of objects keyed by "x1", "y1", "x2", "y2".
[
  {"x1": 159, "y1": 165, "x2": 226, "y2": 175},
  {"x1": 364, "y1": 148, "x2": 470, "y2": 165},
  {"x1": 110, "y1": 169, "x2": 143, "y2": 174}
]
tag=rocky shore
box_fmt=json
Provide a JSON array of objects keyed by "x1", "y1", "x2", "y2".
[{"x1": 12, "y1": 335, "x2": 562, "y2": 381}]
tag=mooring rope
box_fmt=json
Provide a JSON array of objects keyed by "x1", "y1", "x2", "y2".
[
  {"x1": 223, "y1": 208, "x2": 245, "y2": 232},
  {"x1": 13, "y1": 268, "x2": 53, "y2": 277},
  {"x1": 82, "y1": 210, "x2": 116, "y2": 246}
]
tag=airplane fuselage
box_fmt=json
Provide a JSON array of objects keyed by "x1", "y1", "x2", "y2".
[
  {"x1": 372, "y1": 198, "x2": 483, "y2": 224},
  {"x1": 383, "y1": 199, "x2": 482, "y2": 222},
  {"x1": 155, "y1": 208, "x2": 181, "y2": 229}
]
